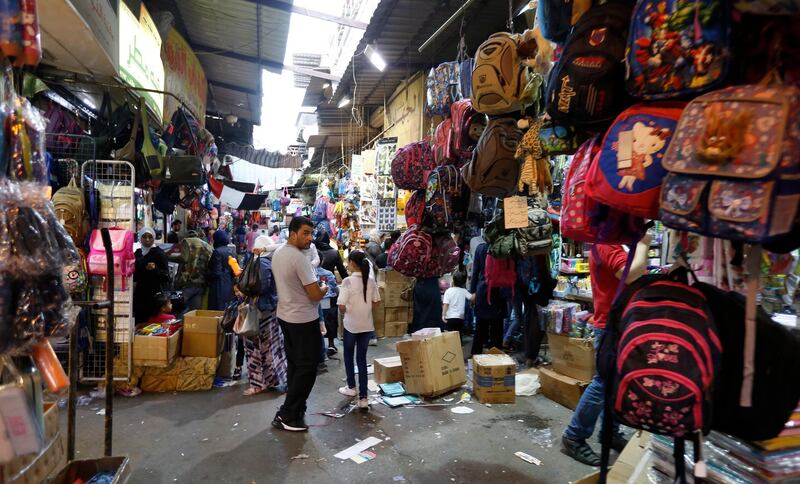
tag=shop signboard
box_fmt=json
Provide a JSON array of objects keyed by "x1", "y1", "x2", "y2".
[
  {"x1": 119, "y1": 1, "x2": 164, "y2": 118},
  {"x1": 384, "y1": 73, "x2": 426, "y2": 147},
  {"x1": 504, "y1": 196, "x2": 529, "y2": 229},
  {"x1": 72, "y1": 0, "x2": 119, "y2": 70},
  {"x1": 163, "y1": 27, "x2": 207, "y2": 126}
]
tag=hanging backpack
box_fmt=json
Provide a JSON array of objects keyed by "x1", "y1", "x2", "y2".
[
  {"x1": 471, "y1": 32, "x2": 530, "y2": 115},
  {"x1": 391, "y1": 141, "x2": 436, "y2": 190},
  {"x1": 426, "y1": 62, "x2": 462, "y2": 116},
  {"x1": 434, "y1": 234, "x2": 461, "y2": 274},
  {"x1": 562, "y1": 136, "x2": 647, "y2": 244},
  {"x1": 423, "y1": 164, "x2": 465, "y2": 234},
  {"x1": 599, "y1": 272, "x2": 722, "y2": 482},
  {"x1": 461, "y1": 117, "x2": 523, "y2": 198},
  {"x1": 450, "y1": 99, "x2": 482, "y2": 164},
  {"x1": 659, "y1": 85, "x2": 800, "y2": 249},
  {"x1": 387, "y1": 225, "x2": 440, "y2": 278},
  {"x1": 626, "y1": 0, "x2": 731, "y2": 100},
  {"x1": 538, "y1": 118, "x2": 579, "y2": 156},
  {"x1": 537, "y1": 0, "x2": 593, "y2": 43},
  {"x1": 459, "y1": 57, "x2": 474, "y2": 99},
  {"x1": 405, "y1": 190, "x2": 425, "y2": 227},
  {"x1": 87, "y1": 228, "x2": 135, "y2": 289},
  {"x1": 176, "y1": 236, "x2": 213, "y2": 289},
  {"x1": 484, "y1": 254, "x2": 517, "y2": 304},
  {"x1": 586, "y1": 102, "x2": 685, "y2": 219},
  {"x1": 432, "y1": 118, "x2": 454, "y2": 165},
  {"x1": 546, "y1": 2, "x2": 633, "y2": 127},
  {"x1": 52, "y1": 178, "x2": 85, "y2": 245},
  {"x1": 312, "y1": 197, "x2": 329, "y2": 223},
  {"x1": 514, "y1": 202, "x2": 554, "y2": 257}
]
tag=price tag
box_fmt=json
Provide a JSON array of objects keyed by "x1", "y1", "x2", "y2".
[{"x1": 504, "y1": 196, "x2": 529, "y2": 229}]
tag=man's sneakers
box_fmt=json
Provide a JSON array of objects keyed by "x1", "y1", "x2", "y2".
[
  {"x1": 607, "y1": 432, "x2": 629, "y2": 453},
  {"x1": 271, "y1": 414, "x2": 308, "y2": 432},
  {"x1": 338, "y1": 386, "x2": 357, "y2": 397},
  {"x1": 326, "y1": 346, "x2": 338, "y2": 357},
  {"x1": 562, "y1": 436, "x2": 601, "y2": 466},
  {"x1": 357, "y1": 398, "x2": 369, "y2": 410}
]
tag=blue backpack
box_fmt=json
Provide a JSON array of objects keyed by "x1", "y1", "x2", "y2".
[
  {"x1": 537, "y1": 0, "x2": 593, "y2": 44},
  {"x1": 625, "y1": 0, "x2": 732, "y2": 100},
  {"x1": 312, "y1": 198, "x2": 329, "y2": 223}
]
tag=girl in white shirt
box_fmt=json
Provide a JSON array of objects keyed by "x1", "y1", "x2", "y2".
[
  {"x1": 442, "y1": 271, "x2": 473, "y2": 345},
  {"x1": 337, "y1": 250, "x2": 381, "y2": 409}
]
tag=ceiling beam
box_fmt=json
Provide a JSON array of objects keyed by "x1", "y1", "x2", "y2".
[
  {"x1": 208, "y1": 80, "x2": 259, "y2": 96},
  {"x1": 242, "y1": 0, "x2": 368, "y2": 29},
  {"x1": 191, "y1": 42, "x2": 284, "y2": 71}
]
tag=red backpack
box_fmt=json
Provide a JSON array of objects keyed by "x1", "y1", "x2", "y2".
[
  {"x1": 387, "y1": 226, "x2": 440, "y2": 278},
  {"x1": 434, "y1": 235, "x2": 460, "y2": 274},
  {"x1": 432, "y1": 118, "x2": 453, "y2": 165},
  {"x1": 405, "y1": 190, "x2": 425, "y2": 226},
  {"x1": 450, "y1": 99, "x2": 481, "y2": 163},
  {"x1": 484, "y1": 254, "x2": 516, "y2": 304},
  {"x1": 561, "y1": 136, "x2": 645, "y2": 244},
  {"x1": 391, "y1": 141, "x2": 436, "y2": 190}
]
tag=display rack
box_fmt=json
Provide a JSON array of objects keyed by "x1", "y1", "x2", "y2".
[{"x1": 80, "y1": 160, "x2": 136, "y2": 382}]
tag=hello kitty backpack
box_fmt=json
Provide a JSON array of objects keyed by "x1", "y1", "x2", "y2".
[{"x1": 585, "y1": 102, "x2": 685, "y2": 219}]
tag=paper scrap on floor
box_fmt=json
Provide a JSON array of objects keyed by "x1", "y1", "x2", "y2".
[
  {"x1": 383, "y1": 396, "x2": 413, "y2": 407},
  {"x1": 451, "y1": 406, "x2": 474, "y2": 414},
  {"x1": 515, "y1": 451, "x2": 541, "y2": 465},
  {"x1": 351, "y1": 450, "x2": 377, "y2": 464},
  {"x1": 379, "y1": 382, "x2": 406, "y2": 397},
  {"x1": 334, "y1": 437, "x2": 383, "y2": 460}
]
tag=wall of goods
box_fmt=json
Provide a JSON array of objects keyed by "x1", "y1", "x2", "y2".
[{"x1": 369, "y1": 0, "x2": 800, "y2": 481}]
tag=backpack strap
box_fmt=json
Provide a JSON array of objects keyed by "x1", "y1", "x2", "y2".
[
  {"x1": 674, "y1": 437, "x2": 687, "y2": 484},
  {"x1": 740, "y1": 244, "x2": 761, "y2": 407},
  {"x1": 599, "y1": 356, "x2": 615, "y2": 483}
]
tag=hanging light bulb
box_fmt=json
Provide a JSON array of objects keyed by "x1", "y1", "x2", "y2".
[{"x1": 364, "y1": 44, "x2": 387, "y2": 71}]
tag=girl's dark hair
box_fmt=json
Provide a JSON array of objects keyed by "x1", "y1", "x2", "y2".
[
  {"x1": 452, "y1": 271, "x2": 467, "y2": 288},
  {"x1": 153, "y1": 292, "x2": 170, "y2": 312},
  {"x1": 348, "y1": 250, "x2": 370, "y2": 302}
]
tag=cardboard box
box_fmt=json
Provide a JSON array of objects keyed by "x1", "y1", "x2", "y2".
[
  {"x1": 133, "y1": 329, "x2": 181, "y2": 367},
  {"x1": 2, "y1": 403, "x2": 66, "y2": 484},
  {"x1": 385, "y1": 306, "x2": 411, "y2": 324},
  {"x1": 182, "y1": 310, "x2": 223, "y2": 357},
  {"x1": 473, "y1": 353, "x2": 517, "y2": 404},
  {"x1": 374, "y1": 356, "x2": 405, "y2": 383},
  {"x1": 383, "y1": 282, "x2": 411, "y2": 308},
  {"x1": 607, "y1": 432, "x2": 652, "y2": 483},
  {"x1": 378, "y1": 269, "x2": 413, "y2": 286},
  {"x1": 384, "y1": 321, "x2": 408, "y2": 337},
  {"x1": 374, "y1": 301, "x2": 386, "y2": 337},
  {"x1": 50, "y1": 456, "x2": 130, "y2": 484},
  {"x1": 396, "y1": 331, "x2": 466, "y2": 397},
  {"x1": 549, "y1": 333, "x2": 596, "y2": 382},
  {"x1": 539, "y1": 367, "x2": 589, "y2": 410}
]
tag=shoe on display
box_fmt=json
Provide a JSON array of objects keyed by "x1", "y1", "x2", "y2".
[
  {"x1": 338, "y1": 386, "x2": 357, "y2": 397},
  {"x1": 562, "y1": 436, "x2": 601, "y2": 466}
]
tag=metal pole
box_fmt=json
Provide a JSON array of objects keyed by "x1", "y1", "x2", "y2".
[
  {"x1": 101, "y1": 228, "x2": 115, "y2": 457},
  {"x1": 67, "y1": 315, "x2": 78, "y2": 461},
  {"x1": 418, "y1": 0, "x2": 481, "y2": 53}
]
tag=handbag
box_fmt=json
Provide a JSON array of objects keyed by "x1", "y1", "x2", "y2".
[
  {"x1": 233, "y1": 302, "x2": 259, "y2": 337},
  {"x1": 236, "y1": 255, "x2": 262, "y2": 298},
  {"x1": 220, "y1": 298, "x2": 240, "y2": 333},
  {"x1": 142, "y1": 99, "x2": 206, "y2": 185}
]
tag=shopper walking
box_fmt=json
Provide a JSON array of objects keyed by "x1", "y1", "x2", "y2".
[
  {"x1": 208, "y1": 230, "x2": 236, "y2": 311},
  {"x1": 245, "y1": 223, "x2": 260, "y2": 254},
  {"x1": 469, "y1": 242, "x2": 507, "y2": 356},
  {"x1": 337, "y1": 250, "x2": 380, "y2": 410},
  {"x1": 133, "y1": 227, "x2": 170, "y2": 324},
  {"x1": 441, "y1": 271, "x2": 473, "y2": 344},
  {"x1": 271, "y1": 216, "x2": 328, "y2": 432},
  {"x1": 242, "y1": 236, "x2": 288, "y2": 396},
  {"x1": 561, "y1": 234, "x2": 651, "y2": 466}
]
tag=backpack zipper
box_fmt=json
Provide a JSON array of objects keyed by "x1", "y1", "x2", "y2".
[{"x1": 618, "y1": 331, "x2": 711, "y2": 387}]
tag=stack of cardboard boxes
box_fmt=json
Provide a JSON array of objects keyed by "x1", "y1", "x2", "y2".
[
  {"x1": 539, "y1": 333, "x2": 596, "y2": 409},
  {"x1": 376, "y1": 270, "x2": 414, "y2": 338}
]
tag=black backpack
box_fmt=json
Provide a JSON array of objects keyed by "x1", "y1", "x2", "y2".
[
  {"x1": 546, "y1": 2, "x2": 632, "y2": 127},
  {"x1": 694, "y1": 281, "x2": 800, "y2": 442}
]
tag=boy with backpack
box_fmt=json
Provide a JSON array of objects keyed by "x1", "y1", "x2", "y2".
[{"x1": 561, "y1": 234, "x2": 651, "y2": 466}]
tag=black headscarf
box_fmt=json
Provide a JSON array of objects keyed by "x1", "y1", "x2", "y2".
[{"x1": 315, "y1": 231, "x2": 333, "y2": 251}]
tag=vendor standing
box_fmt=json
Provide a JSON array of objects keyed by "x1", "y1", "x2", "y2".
[{"x1": 133, "y1": 227, "x2": 171, "y2": 324}]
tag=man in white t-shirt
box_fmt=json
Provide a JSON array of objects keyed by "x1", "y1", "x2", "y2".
[
  {"x1": 270, "y1": 216, "x2": 328, "y2": 432},
  {"x1": 441, "y1": 271, "x2": 473, "y2": 344}
]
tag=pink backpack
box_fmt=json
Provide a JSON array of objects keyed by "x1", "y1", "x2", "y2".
[
  {"x1": 450, "y1": 99, "x2": 480, "y2": 163},
  {"x1": 87, "y1": 228, "x2": 135, "y2": 289},
  {"x1": 405, "y1": 190, "x2": 425, "y2": 226},
  {"x1": 484, "y1": 254, "x2": 516, "y2": 304},
  {"x1": 432, "y1": 118, "x2": 453, "y2": 165},
  {"x1": 391, "y1": 141, "x2": 436, "y2": 190},
  {"x1": 387, "y1": 226, "x2": 440, "y2": 278}
]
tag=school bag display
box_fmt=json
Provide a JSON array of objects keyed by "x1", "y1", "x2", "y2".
[
  {"x1": 659, "y1": 85, "x2": 800, "y2": 249},
  {"x1": 546, "y1": 2, "x2": 633, "y2": 127},
  {"x1": 514, "y1": 202, "x2": 554, "y2": 257},
  {"x1": 625, "y1": 0, "x2": 731, "y2": 99},
  {"x1": 387, "y1": 225, "x2": 440, "y2": 278},
  {"x1": 537, "y1": 0, "x2": 593, "y2": 43},
  {"x1": 461, "y1": 117, "x2": 523, "y2": 198},
  {"x1": 471, "y1": 32, "x2": 530, "y2": 115},
  {"x1": 405, "y1": 190, "x2": 425, "y2": 226},
  {"x1": 426, "y1": 61, "x2": 462, "y2": 116},
  {"x1": 423, "y1": 164, "x2": 465, "y2": 234},
  {"x1": 52, "y1": 178, "x2": 85, "y2": 245},
  {"x1": 87, "y1": 228, "x2": 135, "y2": 289},
  {"x1": 391, "y1": 141, "x2": 436, "y2": 190},
  {"x1": 586, "y1": 102, "x2": 685, "y2": 219},
  {"x1": 449, "y1": 99, "x2": 482, "y2": 163},
  {"x1": 432, "y1": 118, "x2": 453, "y2": 165},
  {"x1": 434, "y1": 235, "x2": 461, "y2": 274}
]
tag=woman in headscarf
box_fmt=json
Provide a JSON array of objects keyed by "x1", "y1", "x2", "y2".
[
  {"x1": 208, "y1": 229, "x2": 236, "y2": 310},
  {"x1": 241, "y1": 236, "x2": 288, "y2": 395},
  {"x1": 133, "y1": 227, "x2": 171, "y2": 324}
]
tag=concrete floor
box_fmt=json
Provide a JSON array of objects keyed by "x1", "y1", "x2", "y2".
[{"x1": 70, "y1": 338, "x2": 600, "y2": 483}]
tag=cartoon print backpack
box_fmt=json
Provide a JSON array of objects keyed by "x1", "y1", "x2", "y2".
[
  {"x1": 87, "y1": 228, "x2": 135, "y2": 289},
  {"x1": 387, "y1": 225, "x2": 440, "y2": 278},
  {"x1": 52, "y1": 178, "x2": 86, "y2": 245},
  {"x1": 391, "y1": 141, "x2": 436, "y2": 190},
  {"x1": 626, "y1": 0, "x2": 731, "y2": 100},
  {"x1": 434, "y1": 235, "x2": 461, "y2": 274},
  {"x1": 546, "y1": 2, "x2": 633, "y2": 127},
  {"x1": 562, "y1": 136, "x2": 647, "y2": 244},
  {"x1": 423, "y1": 165, "x2": 465, "y2": 234},
  {"x1": 62, "y1": 250, "x2": 88, "y2": 295},
  {"x1": 598, "y1": 272, "x2": 721, "y2": 482},
  {"x1": 426, "y1": 62, "x2": 462, "y2": 116},
  {"x1": 461, "y1": 117, "x2": 523, "y2": 198},
  {"x1": 660, "y1": 85, "x2": 800, "y2": 249},
  {"x1": 485, "y1": 254, "x2": 517, "y2": 304},
  {"x1": 586, "y1": 102, "x2": 685, "y2": 219},
  {"x1": 432, "y1": 118, "x2": 453, "y2": 165},
  {"x1": 471, "y1": 32, "x2": 530, "y2": 115},
  {"x1": 450, "y1": 99, "x2": 482, "y2": 163},
  {"x1": 405, "y1": 190, "x2": 425, "y2": 227},
  {"x1": 537, "y1": 0, "x2": 593, "y2": 43}
]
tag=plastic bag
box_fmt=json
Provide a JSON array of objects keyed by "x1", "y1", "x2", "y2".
[
  {"x1": 515, "y1": 373, "x2": 541, "y2": 396},
  {"x1": 236, "y1": 256, "x2": 261, "y2": 298}
]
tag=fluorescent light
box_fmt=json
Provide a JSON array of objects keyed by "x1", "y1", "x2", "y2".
[
  {"x1": 323, "y1": 82, "x2": 331, "y2": 89},
  {"x1": 337, "y1": 96, "x2": 351, "y2": 108},
  {"x1": 517, "y1": 1, "x2": 534, "y2": 15},
  {"x1": 364, "y1": 44, "x2": 386, "y2": 71}
]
